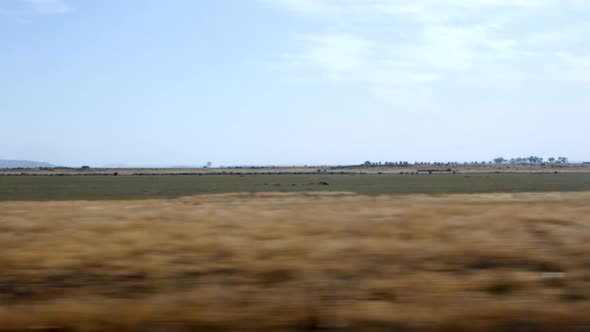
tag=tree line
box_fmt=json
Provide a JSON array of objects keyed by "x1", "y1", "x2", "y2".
[
  {"x1": 492, "y1": 156, "x2": 569, "y2": 164},
  {"x1": 361, "y1": 156, "x2": 570, "y2": 167}
]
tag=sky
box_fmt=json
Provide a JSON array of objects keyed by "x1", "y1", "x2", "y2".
[{"x1": 1, "y1": 0, "x2": 589, "y2": 167}]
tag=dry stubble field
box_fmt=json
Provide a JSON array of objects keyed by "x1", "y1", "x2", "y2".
[{"x1": 1, "y1": 192, "x2": 590, "y2": 331}]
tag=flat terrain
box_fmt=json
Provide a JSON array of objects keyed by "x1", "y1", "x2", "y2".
[
  {"x1": 1, "y1": 163, "x2": 589, "y2": 176},
  {"x1": 1, "y1": 192, "x2": 590, "y2": 331},
  {"x1": 2, "y1": 173, "x2": 590, "y2": 201}
]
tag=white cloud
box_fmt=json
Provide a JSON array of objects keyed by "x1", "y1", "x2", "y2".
[
  {"x1": 267, "y1": 0, "x2": 590, "y2": 108},
  {"x1": 264, "y1": 0, "x2": 551, "y2": 21},
  {"x1": 286, "y1": 33, "x2": 374, "y2": 73},
  {"x1": 24, "y1": 0, "x2": 71, "y2": 14},
  {"x1": 264, "y1": 0, "x2": 338, "y2": 16}
]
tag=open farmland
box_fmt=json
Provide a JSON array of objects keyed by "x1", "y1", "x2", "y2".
[
  {"x1": 2, "y1": 172, "x2": 590, "y2": 201},
  {"x1": 1, "y1": 192, "x2": 590, "y2": 331}
]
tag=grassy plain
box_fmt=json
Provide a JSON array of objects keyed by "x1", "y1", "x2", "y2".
[
  {"x1": 1, "y1": 163, "x2": 589, "y2": 176},
  {"x1": 1, "y1": 192, "x2": 590, "y2": 331},
  {"x1": 2, "y1": 173, "x2": 590, "y2": 201}
]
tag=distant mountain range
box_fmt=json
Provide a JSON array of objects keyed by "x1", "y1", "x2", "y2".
[{"x1": 0, "y1": 160, "x2": 56, "y2": 169}]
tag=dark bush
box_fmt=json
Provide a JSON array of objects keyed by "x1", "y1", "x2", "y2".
[{"x1": 486, "y1": 281, "x2": 514, "y2": 295}]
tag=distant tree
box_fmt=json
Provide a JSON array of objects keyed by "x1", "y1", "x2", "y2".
[
  {"x1": 548, "y1": 157, "x2": 556, "y2": 163},
  {"x1": 558, "y1": 157, "x2": 569, "y2": 164},
  {"x1": 81, "y1": 165, "x2": 90, "y2": 169},
  {"x1": 205, "y1": 162, "x2": 212, "y2": 168},
  {"x1": 493, "y1": 157, "x2": 506, "y2": 164},
  {"x1": 527, "y1": 156, "x2": 544, "y2": 164},
  {"x1": 363, "y1": 161, "x2": 372, "y2": 167}
]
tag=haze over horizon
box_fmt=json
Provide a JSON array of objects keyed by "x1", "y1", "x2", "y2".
[{"x1": 2, "y1": 0, "x2": 589, "y2": 167}]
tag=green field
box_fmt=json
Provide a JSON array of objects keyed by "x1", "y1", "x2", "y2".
[{"x1": 1, "y1": 173, "x2": 590, "y2": 201}]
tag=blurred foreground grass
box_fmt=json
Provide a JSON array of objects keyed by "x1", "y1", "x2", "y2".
[{"x1": 1, "y1": 192, "x2": 590, "y2": 331}]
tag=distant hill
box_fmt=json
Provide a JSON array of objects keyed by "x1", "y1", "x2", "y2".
[{"x1": 0, "y1": 160, "x2": 56, "y2": 169}]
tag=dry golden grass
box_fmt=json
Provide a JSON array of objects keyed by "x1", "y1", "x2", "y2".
[{"x1": 1, "y1": 192, "x2": 590, "y2": 331}]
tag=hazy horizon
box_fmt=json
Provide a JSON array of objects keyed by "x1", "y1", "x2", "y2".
[
  {"x1": 2, "y1": 0, "x2": 590, "y2": 167},
  {"x1": 0, "y1": 157, "x2": 586, "y2": 169}
]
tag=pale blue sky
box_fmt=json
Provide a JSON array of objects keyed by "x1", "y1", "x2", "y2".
[{"x1": 1, "y1": 0, "x2": 589, "y2": 166}]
